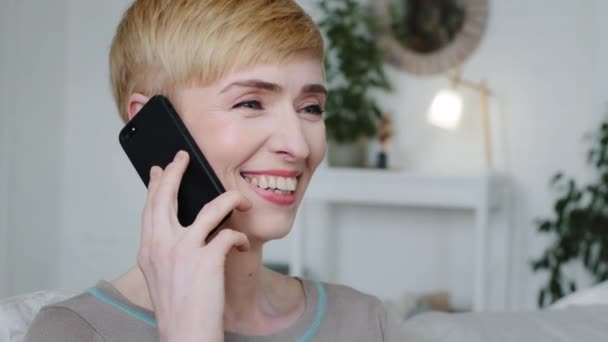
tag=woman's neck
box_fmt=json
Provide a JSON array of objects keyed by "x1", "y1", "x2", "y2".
[{"x1": 110, "y1": 243, "x2": 305, "y2": 335}]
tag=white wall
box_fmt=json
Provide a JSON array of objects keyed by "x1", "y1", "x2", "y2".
[
  {"x1": 56, "y1": 0, "x2": 136, "y2": 292},
  {"x1": 0, "y1": 0, "x2": 16, "y2": 297},
  {"x1": 2, "y1": 0, "x2": 607, "y2": 310},
  {"x1": 592, "y1": 0, "x2": 608, "y2": 119},
  {"x1": 1, "y1": 0, "x2": 69, "y2": 294}
]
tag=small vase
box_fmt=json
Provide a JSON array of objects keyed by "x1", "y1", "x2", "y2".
[{"x1": 327, "y1": 137, "x2": 369, "y2": 168}]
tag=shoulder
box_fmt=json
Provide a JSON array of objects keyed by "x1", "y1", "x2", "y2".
[
  {"x1": 315, "y1": 281, "x2": 405, "y2": 341},
  {"x1": 319, "y1": 281, "x2": 389, "y2": 324},
  {"x1": 321, "y1": 281, "x2": 383, "y2": 312},
  {"x1": 26, "y1": 286, "x2": 156, "y2": 342},
  {"x1": 25, "y1": 294, "x2": 104, "y2": 342}
]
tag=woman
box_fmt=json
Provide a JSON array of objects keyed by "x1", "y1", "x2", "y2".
[{"x1": 26, "y1": 1, "x2": 403, "y2": 341}]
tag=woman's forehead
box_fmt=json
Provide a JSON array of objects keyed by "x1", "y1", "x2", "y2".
[{"x1": 217, "y1": 58, "x2": 325, "y2": 90}]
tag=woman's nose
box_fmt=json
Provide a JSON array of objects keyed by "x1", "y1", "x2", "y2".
[{"x1": 268, "y1": 112, "x2": 310, "y2": 162}]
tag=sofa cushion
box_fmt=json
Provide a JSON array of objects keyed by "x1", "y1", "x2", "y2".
[{"x1": 0, "y1": 291, "x2": 73, "y2": 342}]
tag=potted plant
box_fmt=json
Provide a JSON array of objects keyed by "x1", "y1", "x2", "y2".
[
  {"x1": 316, "y1": 0, "x2": 392, "y2": 167},
  {"x1": 532, "y1": 120, "x2": 608, "y2": 307}
]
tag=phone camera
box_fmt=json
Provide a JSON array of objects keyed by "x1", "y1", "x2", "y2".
[{"x1": 121, "y1": 125, "x2": 137, "y2": 142}]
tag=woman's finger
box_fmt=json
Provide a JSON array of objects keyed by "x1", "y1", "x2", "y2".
[
  {"x1": 182, "y1": 191, "x2": 251, "y2": 248},
  {"x1": 208, "y1": 229, "x2": 250, "y2": 257},
  {"x1": 151, "y1": 151, "x2": 190, "y2": 229},
  {"x1": 141, "y1": 165, "x2": 163, "y2": 242}
]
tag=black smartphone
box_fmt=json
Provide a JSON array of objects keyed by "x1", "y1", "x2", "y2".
[{"x1": 119, "y1": 95, "x2": 230, "y2": 238}]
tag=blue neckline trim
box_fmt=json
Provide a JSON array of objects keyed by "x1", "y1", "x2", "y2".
[
  {"x1": 296, "y1": 280, "x2": 326, "y2": 342},
  {"x1": 86, "y1": 280, "x2": 326, "y2": 341},
  {"x1": 86, "y1": 287, "x2": 157, "y2": 328}
]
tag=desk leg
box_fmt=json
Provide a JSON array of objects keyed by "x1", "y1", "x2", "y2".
[{"x1": 473, "y1": 183, "x2": 489, "y2": 312}]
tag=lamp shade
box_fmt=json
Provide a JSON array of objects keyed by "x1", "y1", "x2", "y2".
[{"x1": 428, "y1": 89, "x2": 463, "y2": 130}]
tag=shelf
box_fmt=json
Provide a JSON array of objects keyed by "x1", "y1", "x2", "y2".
[{"x1": 306, "y1": 167, "x2": 506, "y2": 210}]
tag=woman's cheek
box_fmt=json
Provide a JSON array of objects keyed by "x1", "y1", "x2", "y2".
[
  {"x1": 207, "y1": 121, "x2": 264, "y2": 163},
  {"x1": 306, "y1": 122, "x2": 327, "y2": 168}
]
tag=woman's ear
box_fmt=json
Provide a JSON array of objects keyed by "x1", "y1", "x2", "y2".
[{"x1": 127, "y1": 93, "x2": 150, "y2": 121}]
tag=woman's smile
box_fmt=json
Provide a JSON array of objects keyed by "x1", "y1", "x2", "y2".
[{"x1": 240, "y1": 170, "x2": 301, "y2": 206}]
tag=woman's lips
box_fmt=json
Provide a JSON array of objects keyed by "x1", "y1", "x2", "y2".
[
  {"x1": 244, "y1": 178, "x2": 297, "y2": 206},
  {"x1": 240, "y1": 169, "x2": 302, "y2": 206}
]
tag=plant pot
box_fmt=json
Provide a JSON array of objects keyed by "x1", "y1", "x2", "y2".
[{"x1": 327, "y1": 137, "x2": 369, "y2": 168}]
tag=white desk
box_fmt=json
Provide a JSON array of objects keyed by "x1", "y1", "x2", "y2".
[{"x1": 289, "y1": 167, "x2": 509, "y2": 312}]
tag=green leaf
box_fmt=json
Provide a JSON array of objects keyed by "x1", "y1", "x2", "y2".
[
  {"x1": 531, "y1": 257, "x2": 549, "y2": 271},
  {"x1": 554, "y1": 198, "x2": 568, "y2": 215},
  {"x1": 583, "y1": 244, "x2": 592, "y2": 268},
  {"x1": 538, "y1": 289, "x2": 546, "y2": 308},
  {"x1": 537, "y1": 220, "x2": 553, "y2": 233},
  {"x1": 551, "y1": 172, "x2": 564, "y2": 185}
]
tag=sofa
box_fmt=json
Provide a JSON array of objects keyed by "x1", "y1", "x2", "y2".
[
  {"x1": 2, "y1": 283, "x2": 608, "y2": 342},
  {"x1": 0, "y1": 291, "x2": 73, "y2": 342}
]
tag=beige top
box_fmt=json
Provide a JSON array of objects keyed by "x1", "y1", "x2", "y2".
[{"x1": 25, "y1": 278, "x2": 404, "y2": 341}]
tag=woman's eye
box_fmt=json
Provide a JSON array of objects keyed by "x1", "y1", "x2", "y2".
[
  {"x1": 234, "y1": 100, "x2": 263, "y2": 110},
  {"x1": 301, "y1": 104, "x2": 325, "y2": 116}
]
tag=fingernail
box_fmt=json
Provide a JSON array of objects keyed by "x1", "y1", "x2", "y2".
[
  {"x1": 175, "y1": 151, "x2": 185, "y2": 161},
  {"x1": 150, "y1": 166, "x2": 159, "y2": 178}
]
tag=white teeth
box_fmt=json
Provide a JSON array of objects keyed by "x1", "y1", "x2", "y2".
[
  {"x1": 286, "y1": 178, "x2": 296, "y2": 191},
  {"x1": 243, "y1": 174, "x2": 298, "y2": 192},
  {"x1": 258, "y1": 175, "x2": 269, "y2": 189},
  {"x1": 268, "y1": 177, "x2": 276, "y2": 189},
  {"x1": 277, "y1": 177, "x2": 286, "y2": 190}
]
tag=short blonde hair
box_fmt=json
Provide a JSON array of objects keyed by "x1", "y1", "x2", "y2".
[{"x1": 110, "y1": 0, "x2": 324, "y2": 122}]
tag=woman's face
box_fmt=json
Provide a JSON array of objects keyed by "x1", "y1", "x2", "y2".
[{"x1": 173, "y1": 54, "x2": 327, "y2": 243}]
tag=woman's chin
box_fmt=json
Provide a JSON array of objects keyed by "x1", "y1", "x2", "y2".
[
  {"x1": 224, "y1": 214, "x2": 295, "y2": 243},
  {"x1": 244, "y1": 222, "x2": 293, "y2": 243}
]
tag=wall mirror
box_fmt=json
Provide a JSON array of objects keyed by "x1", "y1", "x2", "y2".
[{"x1": 372, "y1": 0, "x2": 489, "y2": 75}]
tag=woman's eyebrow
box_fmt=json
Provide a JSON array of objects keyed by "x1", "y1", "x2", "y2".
[
  {"x1": 302, "y1": 84, "x2": 328, "y2": 96},
  {"x1": 220, "y1": 79, "x2": 280, "y2": 93},
  {"x1": 220, "y1": 79, "x2": 327, "y2": 96}
]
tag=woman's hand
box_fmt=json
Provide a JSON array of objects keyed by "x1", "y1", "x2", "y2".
[{"x1": 137, "y1": 150, "x2": 251, "y2": 342}]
